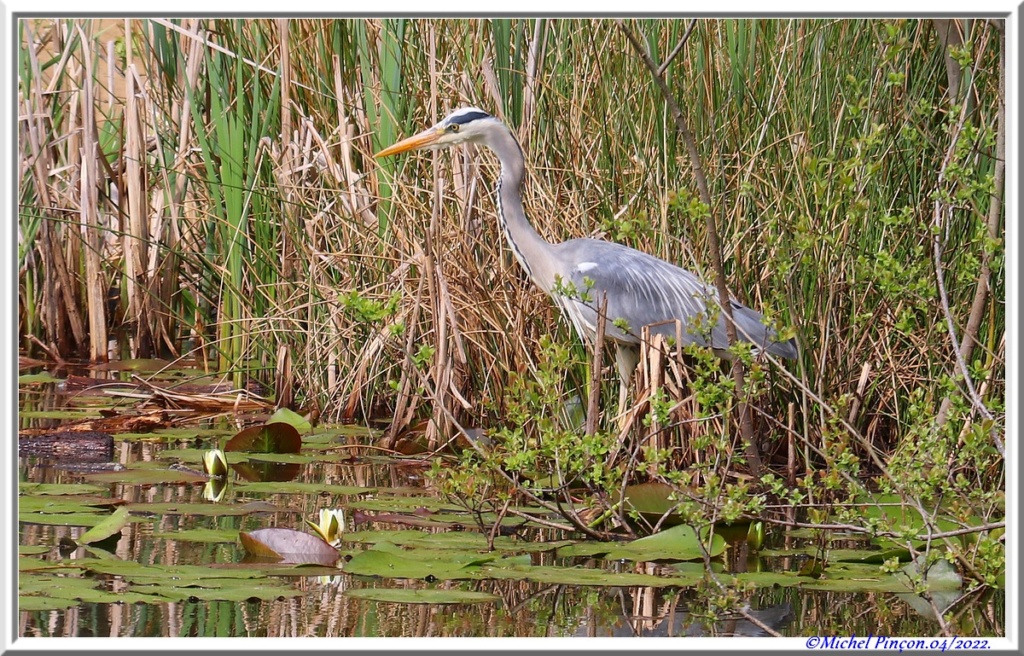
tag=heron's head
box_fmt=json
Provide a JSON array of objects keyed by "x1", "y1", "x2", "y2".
[{"x1": 374, "y1": 107, "x2": 498, "y2": 158}]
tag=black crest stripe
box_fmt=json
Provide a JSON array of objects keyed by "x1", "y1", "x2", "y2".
[{"x1": 449, "y1": 111, "x2": 491, "y2": 126}]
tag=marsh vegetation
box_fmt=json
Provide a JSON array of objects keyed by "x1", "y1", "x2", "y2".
[{"x1": 17, "y1": 18, "x2": 1005, "y2": 638}]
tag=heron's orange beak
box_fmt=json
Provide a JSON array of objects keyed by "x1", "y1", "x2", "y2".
[{"x1": 374, "y1": 127, "x2": 443, "y2": 158}]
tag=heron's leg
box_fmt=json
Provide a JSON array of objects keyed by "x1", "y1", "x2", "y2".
[{"x1": 614, "y1": 344, "x2": 640, "y2": 420}]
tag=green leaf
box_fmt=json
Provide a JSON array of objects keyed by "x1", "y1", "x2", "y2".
[
  {"x1": 83, "y1": 468, "x2": 209, "y2": 485},
  {"x1": 623, "y1": 481, "x2": 684, "y2": 525},
  {"x1": 126, "y1": 500, "x2": 284, "y2": 516},
  {"x1": 234, "y1": 481, "x2": 376, "y2": 496},
  {"x1": 343, "y1": 546, "x2": 479, "y2": 580},
  {"x1": 77, "y1": 506, "x2": 131, "y2": 544},
  {"x1": 603, "y1": 525, "x2": 726, "y2": 562},
  {"x1": 225, "y1": 422, "x2": 302, "y2": 453},
  {"x1": 19, "y1": 371, "x2": 63, "y2": 385},
  {"x1": 344, "y1": 587, "x2": 499, "y2": 604},
  {"x1": 267, "y1": 407, "x2": 313, "y2": 434},
  {"x1": 19, "y1": 483, "x2": 108, "y2": 496},
  {"x1": 19, "y1": 595, "x2": 79, "y2": 611},
  {"x1": 239, "y1": 528, "x2": 341, "y2": 566},
  {"x1": 152, "y1": 528, "x2": 241, "y2": 544}
]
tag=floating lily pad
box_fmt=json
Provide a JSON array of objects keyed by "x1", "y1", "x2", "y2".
[
  {"x1": 19, "y1": 595, "x2": 79, "y2": 611},
  {"x1": 346, "y1": 497, "x2": 466, "y2": 513},
  {"x1": 19, "y1": 556, "x2": 64, "y2": 572},
  {"x1": 129, "y1": 579, "x2": 304, "y2": 602},
  {"x1": 19, "y1": 371, "x2": 63, "y2": 385},
  {"x1": 267, "y1": 407, "x2": 313, "y2": 434},
  {"x1": 344, "y1": 546, "x2": 482, "y2": 580},
  {"x1": 225, "y1": 422, "x2": 302, "y2": 454},
  {"x1": 19, "y1": 495, "x2": 114, "y2": 515},
  {"x1": 19, "y1": 482, "x2": 109, "y2": 496},
  {"x1": 20, "y1": 572, "x2": 164, "y2": 606},
  {"x1": 558, "y1": 525, "x2": 725, "y2": 563},
  {"x1": 127, "y1": 500, "x2": 285, "y2": 516},
  {"x1": 157, "y1": 448, "x2": 239, "y2": 463},
  {"x1": 152, "y1": 528, "x2": 241, "y2": 544},
  {"x1": 356, "y1": 540, "x2": 521, "y2": 568},
  {"x1": 239, "y1": 528, "x2": 341, "y2": 565},
  {"x1": 83, "y1": 468, "x2": 209, "y2": 485},
  {"x1": 854, "y1": 494, "x2": 963, "y2": 539},
  {"x1": 488, "y1": 564, "x2": 705, "y2": 588},
  {"x1": 342, "y1": 529, "x2": 568, "y2": 554},
  {"x1": 19, "y1": 545, "x2": 50, "y2": 556},
  {"x1": 604, "y1": 524, "x2": 726, "y2": 562},
  {"x1": 899, "y1": 555, "x2": 963, "y2": 591},
  {"x1": 19, "y1": 512, "x2": 120, "y2": 528},
  {"x1": 249, "y1": 563, "x2": 345, "y2": 578},
  {"x1": 234, "y1": 481, "x2": 376, "y2": 496},
  {"x1": 238, "y1": 452, "x2": 317, "y2": 464},
  {"x1": 82, "y1": 559, "x2": 270, "y2": 582},
  {"x1": 345, "y1": 587, "x2": 499, "y2": 604},
  {"x1": 731, "y1": 571, "x2": 818, "y2": 588},
  {"x1": 622, "y1": 481, "x2": 688, "y2": 527},
  {"x1": 832, "y1": 547, "x2": 914, "y2": 564},
  {"x1": 78, "y1": 506, "x2": 131, "y2": 545}
]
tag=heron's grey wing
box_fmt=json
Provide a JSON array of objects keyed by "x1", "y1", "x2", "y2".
[
  {"x1": 552, "y1": 239, "x2": 719, "y2": 348},
  {"x1": 725, "y1": 298, "x2": 798, "y2": 357},
  {"x1": 552, "y1": 238, "x2": 794, "y2": 357}
]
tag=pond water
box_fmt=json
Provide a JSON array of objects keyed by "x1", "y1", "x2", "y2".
[{"x1": 16, "y1": 364, "x2": 1005, "y2": 639}]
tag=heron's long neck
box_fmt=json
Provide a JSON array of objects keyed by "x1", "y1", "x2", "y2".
[{"x1": 485, "y1": 126, "x2": 556, "y2": 292}]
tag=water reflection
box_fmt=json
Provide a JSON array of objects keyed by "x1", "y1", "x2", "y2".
[
  {"x1": 16, "y1": 377, "x2": 1006, "y2": 639},
  {"x1": 573, "y1": 587, "x2": 793, "y2": 637}
]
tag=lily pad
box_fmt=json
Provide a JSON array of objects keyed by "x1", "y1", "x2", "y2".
[
  {"x1": 606, "y1": 525, "x2": 725, "y2": 562},
  {"x1": 237, "y1": 452, "x2": 317, "y2": 464},
  {"x1": 19, "y1": 512, "x2": 120, "y2": 528},
  {"x1": 129, "y1": 579, "x2": 304, "y2": 602},
  {"x1": 345, "y1": 587, "x2": 499, "y2": 604},
  {"x1": 234, "y1": 481, "x2": 376, "y2": 496},
  {"x1": 344, "y1": 546, "x2": 480, "y2": 580},
  {"x1": 623, "y1": 481, "x2": 687, "y2": 527},
  {"x1": 19, "y1": 495, "x2": 113, "y2": 515},
  {"x1": 225, "y1": 422, "x2": 301, "y2": 454},
  {"x1": 77, "y1": 506, "x2": 131, "y2": 545},
  {"x1": 346, "y1": 497, "x2": 466, "y2": 513},
  {"x1": 559, "y1": 525, "x2": 725, "y2": 563},
  {"x1": 267, "y1": 407, "x2": 313, "y2": 434},
  {"x1": 83, "y1": 468, "x2": 209, "y2": 485},
  {"x1": 239, "y1": 528, "x2": 341, "y2": 565},
  {"x1": 19, "y1": 483, "x2": 108, "y2": 496},
  {"x1": 487, "y1": 564, "x2": 706, "y2": 588},
  {"x1": 19, "y1": 556, "x2": 72, "y2": 572},
  {"x1": 152, "y1": 528, "x2": 241, "y2": 544},
  {"x1": 19, "y1": 595, "x2": 79, "y2": 611},
  {"x1": 82, "y1": 559, "x2": 270, "y2": 582},
  {"x1": 343, "y1": 529, "x2": 568, "y2": 554},
  {"x1": 19, "y1": 371, "x2": 63, "y2": 385},
  {"x1": 128, "y1": 500, "x2": 285, "y2": 516},
  {"x1": 19, "y1": 545, "x2": 50, "y2": 556}
]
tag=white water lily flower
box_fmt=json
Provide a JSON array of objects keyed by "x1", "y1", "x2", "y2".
[
  {"x1": 306, "y1": 508, "x2": 345, "y2": 546},
  {"x1": 202, "y1": 449, "x2": 228, "y2": 478}
]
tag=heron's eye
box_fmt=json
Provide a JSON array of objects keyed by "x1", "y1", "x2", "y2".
[{"x1": 448, "y1": 124, "x2": 460, "y2": 133}]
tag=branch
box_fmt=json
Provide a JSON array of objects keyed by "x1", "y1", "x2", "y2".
[
  {"x1": 615, "y1": 19, "x2": 762, "y2": 477},
  {"x1": 930, "y1": 27, "x2": 1003, "y2": 456}
]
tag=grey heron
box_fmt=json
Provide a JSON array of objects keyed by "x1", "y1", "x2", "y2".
[{"x1": 375, "y1": 107, "x2": 797, "y2": 414}]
